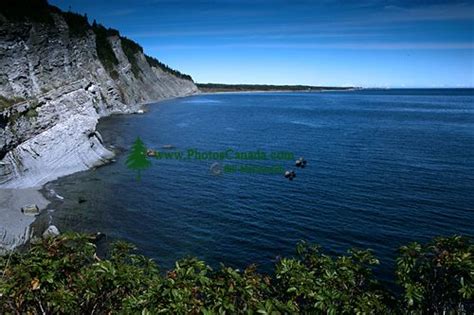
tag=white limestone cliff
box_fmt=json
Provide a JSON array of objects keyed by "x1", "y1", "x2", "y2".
[
  {"x1": 0, "y1": 9, "x2": 198, "y2": 250},
  {"x1": 0, "y1": 12, "x2": 198, "y2": 188}
]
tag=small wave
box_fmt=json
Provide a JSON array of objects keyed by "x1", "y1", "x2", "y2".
[
  {"x1": 183, "y1": 99, "x2": 222, "y2": 104},
  {"x1": 382, "y1": 108, "x2": 474, "y2": 114},
  {"x1": 290, "y1": 120, "x2": 319, "y2": 128}
]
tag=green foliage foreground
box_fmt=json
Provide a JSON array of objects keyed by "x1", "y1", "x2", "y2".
[{"x1": 0, "y1": 234, "x2": 472, "y2": 314}]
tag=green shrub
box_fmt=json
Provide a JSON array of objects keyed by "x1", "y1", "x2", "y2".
[
  {"x1": 396, "y1": 235, "x2": 473, "y2": 313},
  {"x1": 1, "y1": 234, "x2": 472, "y2": 313},
  {"x1": 275, "y1": 242, "x2": 393, "y2": 313},
  {"x1": 0, "y1": 96, "x2": 26, "y2": 111},
  {"x1": 25, "y1": 108, "x2": 38, "y2": 118}
]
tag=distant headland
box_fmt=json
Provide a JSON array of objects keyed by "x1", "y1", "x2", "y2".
[{"x1": 197, "y1": 83, "x2": 356, "y2": 93}]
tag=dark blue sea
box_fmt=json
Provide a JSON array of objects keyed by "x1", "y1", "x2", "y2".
[{"x1": 44, "y1": 89, "x2": 474, "y2": 281}]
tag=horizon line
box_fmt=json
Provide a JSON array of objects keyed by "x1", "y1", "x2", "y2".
[{"x1": 196, "y1": 83, "x2": 474, "y2": 89}]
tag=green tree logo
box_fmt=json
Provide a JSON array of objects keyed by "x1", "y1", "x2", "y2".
[{"x1": 126, "y1": 137, "x2": 151, "y2": 181}]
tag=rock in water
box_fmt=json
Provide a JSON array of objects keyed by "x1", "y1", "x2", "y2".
[
  {"x1": 284, "y1": 170, "x2": 296, "y2": 180},
  {"x1": 42, "y1": 225, "x2": 60, "y2": 239},
  {"x1": 21, "y1": 204, "x2": 40, "y2": 216}
]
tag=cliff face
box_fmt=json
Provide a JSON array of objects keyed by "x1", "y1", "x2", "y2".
[{"x1": 0, "y1": 8, "x2": 198, "y2": 188}]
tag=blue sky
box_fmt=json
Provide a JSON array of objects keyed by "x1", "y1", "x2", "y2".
[{"x1": 50, "y1": 0, "x2": 473, "y2": 87}]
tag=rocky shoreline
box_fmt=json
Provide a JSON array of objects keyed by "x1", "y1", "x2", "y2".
[
  {"x1": 0, "y1": 188, "x2": 49, "y2": 255},
  {"x1": 0, "y1": 94, "x2": 198, "y2": 255},
  {"x1": 0, "y1": 5, "x2": 199, "y2": 252}
]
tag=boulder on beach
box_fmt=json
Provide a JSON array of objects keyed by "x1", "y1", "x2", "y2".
[
  {"x1": 42, "y1": 225, "x2": 60, "y2": 239},
  {"x1": 21, "y1": 204, "x2": 40, "y2": 216}
]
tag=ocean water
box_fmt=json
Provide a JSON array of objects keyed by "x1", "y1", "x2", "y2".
[{"x1": 44, "y1": 89, "x2": 474, "y2": 280}]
